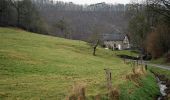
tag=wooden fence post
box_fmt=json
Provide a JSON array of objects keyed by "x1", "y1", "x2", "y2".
[
  {"x1": 104, "y1": 68, "x2": 112, "y2": 90},
  {"x1": 145, "y1": 64, "x2": 148, "y2": 70}
]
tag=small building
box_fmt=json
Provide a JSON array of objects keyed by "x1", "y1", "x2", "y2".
[{"x1": 103, "y1": 33, "x2": 130, "y2": 50}]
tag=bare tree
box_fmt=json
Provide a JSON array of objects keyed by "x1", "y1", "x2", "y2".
[
  {"x1": 88, "y1": 37, "x2": 100, "y2": 56},
  {"x1": 147, "y1": 0, "x2": 170, "y2": 20},
  {"x1": 55, "y1": 19, "x2": 69, "y2": 38},
  {"x1": 88, "y1": 26, "x2": 102, "y2": 56},
  {"x1": 9, "y1": 0, "x2": 23, "y2": 26}
]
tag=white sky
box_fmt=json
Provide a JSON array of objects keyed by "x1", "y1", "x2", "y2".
[{"x1": 55, "y1": 0, "x2": 131, "y2": 5}]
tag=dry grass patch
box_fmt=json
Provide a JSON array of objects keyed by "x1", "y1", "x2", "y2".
[{"x1": 126, "y1": 65, "x2": 147, "y2": 87}]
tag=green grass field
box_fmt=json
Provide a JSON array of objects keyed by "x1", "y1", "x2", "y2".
[{"x1": 0, "y1": 27, "x2": 159, "y2": 100}]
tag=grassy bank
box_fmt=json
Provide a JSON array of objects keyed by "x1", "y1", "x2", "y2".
[
  {"x1": 151, "y1": 58, "x2": 170, "y2": 66},
  {"x1": 149, "y1": 66, "x2": 170, "y2": 79},
  {"x1": 0, "y1": 27, "x2": 159, "y2": 99},
  {"x1": 120, "y1": 72, "x2": 159, "y2": 100}
]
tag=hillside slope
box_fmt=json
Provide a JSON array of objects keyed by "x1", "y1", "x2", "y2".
[
  {"x1": 0, "y1": 28, "x2": 159, "y2": 100},
  {"x1": 0, "y1": 27, "x2": 132, "y2": 99}
]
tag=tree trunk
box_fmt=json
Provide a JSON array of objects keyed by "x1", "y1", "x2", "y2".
[
  {"x1": 93, "y1": 40, "x2": 99, "y2": 56},
  {"x1": 17, "y1": 7, "x2": 20, "y2": 27},
  {"x1": 93, "y1": 46, "x2": 97, "y2": 56}
]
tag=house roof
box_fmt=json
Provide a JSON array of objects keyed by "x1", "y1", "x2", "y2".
[{"x1": 103, "y1": 33, "x2": 126, "y2": 41}]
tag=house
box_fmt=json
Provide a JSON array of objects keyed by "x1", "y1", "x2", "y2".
[{"x1": 103, "y1": 33, "x2": 130, "y2": 50}]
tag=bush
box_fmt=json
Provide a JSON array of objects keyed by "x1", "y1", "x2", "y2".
[{"x1": 146, "y1": 25, "x2": 170, "y2": 59}]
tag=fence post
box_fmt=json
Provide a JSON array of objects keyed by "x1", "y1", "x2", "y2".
[
  {"x1": 145, "y1": 64, "x2": 148, "y2": 70},
  {"x1": 104, "y1": 68, "x2": 112, "y2": 90}
]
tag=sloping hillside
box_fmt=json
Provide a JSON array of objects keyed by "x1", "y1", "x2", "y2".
[
  {"x1": 0, "y1": 28, "x2": 159, "y2": 100},
  {"x1": 0, "y1": 27, "x2": 131, "y2": 99}
]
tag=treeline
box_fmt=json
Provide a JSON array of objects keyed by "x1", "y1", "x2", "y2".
[
  {"x1": 0, "y1": 0, "x2": 48, "y2": 34},
  {"x1": 128, "y1": 0, "x2": 170, "y2": 61},
  {"x1": 0, "y1": 0, "x2": 132, "y2": 40},
  {"x1": 0, "y1": 0, "x2": 138, "y2": 41},
  {"x1": 32, "y1": 0, "x2": 132, "y2": 40}
]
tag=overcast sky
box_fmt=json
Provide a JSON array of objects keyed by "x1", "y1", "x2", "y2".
[{"x1": 55, "y1": 0, "x2": 131, "y2": 5}]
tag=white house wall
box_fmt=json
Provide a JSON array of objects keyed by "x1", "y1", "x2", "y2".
[
  {"x1": 104, "y1": 41, "x2": 123, "y2": 50},
  {"x1": 104, "y1": 36, "x2": 130, "y2": 50}
]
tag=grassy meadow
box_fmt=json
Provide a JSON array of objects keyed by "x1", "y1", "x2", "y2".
[{"x1": 0, "y1": 27, "x2": 159, "y2": 99}]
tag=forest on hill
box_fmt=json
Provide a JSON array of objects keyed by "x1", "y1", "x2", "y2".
[{"x1": 0, "y1": 0, "x2": 170, "y2": 60}]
